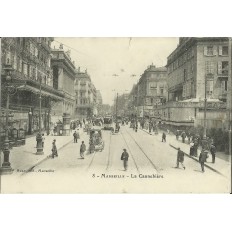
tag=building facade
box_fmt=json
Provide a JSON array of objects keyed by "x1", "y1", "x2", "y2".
[
  {"x1": 74, "y1": 69, "x2": 97, "y2": 119},
  {"x1": 137, "y1": 64, "x2": 167, "y2": 117},
  {"x1": 164, "y1": 37, "x2": 229, "y2": 130},
  {"x1": 51, "y1": 45, "x2": 76, "y2": 124},
  {"x1": 96, "y1": 90, "x2": 103, "y2": 116},
  {"x1": 1, "y1": 37, "x2": 63, "y2": 136}
]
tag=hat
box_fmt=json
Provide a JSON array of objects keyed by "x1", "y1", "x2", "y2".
[
  {"x1": 123, "y1": 149, "x2": 126, "y2": 151},
  {"x1": 53, "y1": 139, "x2": 56, "y2": 141}
]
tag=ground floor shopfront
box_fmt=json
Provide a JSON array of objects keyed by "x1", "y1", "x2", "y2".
[{"x1": 0, "y1": 79, "x2": 64, "y2": 137}]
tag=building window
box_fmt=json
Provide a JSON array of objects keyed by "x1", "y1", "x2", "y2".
[
  {"x1": 219, "y1": 46, "x2": 228, "y2": 56},
  {"x1": 221, "y1": 80, "x2": 227, "y2": 91},
  {"x1": 207, "y1": 46, "x2": 213, "y2": 56},
  {"x1": 183, "y1": 69, "x2": 187, "y2": 81},
  {"x1": 160, "y1": 88, "x2": 164, "y2": 95},
  {"x1": 204, "y1": 46, "x2": 217, "y2": 56},
  {"x1": 218, "y1": 61, "x2": 229, "y2": 75},
  {"x1": 150, "y1": 83, "x2": 157, "y2": 96},
  {"x1": 206, "y1": 80, "x2": 214, "y2": 96},
  {"x1": 205, "y1": 61, "x2": 214, "y2": 74}
]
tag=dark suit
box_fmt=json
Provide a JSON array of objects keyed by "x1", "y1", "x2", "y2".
[
  {"x1": 121, "y1": 151, "x2": 129, "y2": 170},
  {"x1": 199, "y1": 150, "x2": 208, "y2": 172},
  {"x1": 176, "y1": 150, "x2": 185, "y2": 169}
]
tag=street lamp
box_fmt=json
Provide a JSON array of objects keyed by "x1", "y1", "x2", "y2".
[
  {"x1": 202, "y1": 74, "x2": 214, "y2": 150},
  {"x1": 36, "y1": 75, "x2": 44, "y2": 155},
  {"x1": 28, "y1": 109, "x2": 32, "y2": 135},
  {"x1": 0, "y1": 64, "x2": 15, "y2": 175}
]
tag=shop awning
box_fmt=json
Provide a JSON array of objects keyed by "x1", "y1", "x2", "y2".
[{"x1": 17, "y1": 85, "x2": 63, "y2": 101}]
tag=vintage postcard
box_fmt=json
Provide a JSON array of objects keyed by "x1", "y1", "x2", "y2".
[{"x1": 0, "y1": 37, "x2": 231, "y2": 193}]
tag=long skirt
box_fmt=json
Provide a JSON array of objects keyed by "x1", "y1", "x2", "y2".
[{"x1": 123, "y1": 160, "x2": 128, "y2": 170}]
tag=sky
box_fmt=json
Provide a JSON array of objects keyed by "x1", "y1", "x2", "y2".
[{"x1": 52, "y1": 38, "x2": 179, "y2": 105}]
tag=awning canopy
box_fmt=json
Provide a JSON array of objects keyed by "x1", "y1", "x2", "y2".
[{"x1": 17, "y1": 85, "x2": 63, "y2": 101}]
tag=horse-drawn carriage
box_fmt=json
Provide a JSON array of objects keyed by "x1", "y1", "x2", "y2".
[{"x1": 89, "y1": 128, "x2": 104, "y2": 153}]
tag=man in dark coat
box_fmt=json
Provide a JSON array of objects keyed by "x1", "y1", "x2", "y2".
[
  {"x1": 121, "y1": 149, "x2": 129, "y2": 171},
  {"x1": 80, "y1": 141, "x2": 86, "y2": 159},
  {"x1": 162, "y1": 132, "x2": 166, "y2": 142},
  {"x1": 175, "y1": 148, "x2": 185, "y2": 169},
  {"x1": 181, "y1": 131, "x2": 186, "y2": 143},
  {"x1": 73, "y1": 131, "x2": 78, "y2": 143},
  {"x1": 210, "y1": 144, "x2": 216, "y2": 163},
  {"x1": 199, "y1": 149, "x2": 208, "y2": 172},
  {"x1": 51, "y1": 139, "x2": 58, "y2": 158}
]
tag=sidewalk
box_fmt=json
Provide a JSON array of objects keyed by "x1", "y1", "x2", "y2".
[
  {"x1": 140, "y1": 127, "x2": 231, "y2": 178},
  {"x1": 0, "y1": 128, "x2": 84, "y2": 174}
]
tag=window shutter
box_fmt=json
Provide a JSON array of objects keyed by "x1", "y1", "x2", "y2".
[
  {"x1": 203, "y1": 46, "x2": 207, "y2": 56},
  {"x1": 218, "y1": 61, "x2": 222, "y2": 74},
  {"x1": 206, "y1": 81, "x2": 210, "y2": 92},
  {"x1": 219, "y1": 46, "x2": 222, "y2": 56},
  {"x1": 209, "y1": 80, "x2": 214, "y2": 92},
  {"x1": 23, "y1": 63, "x2": 27, "y2": 76},
  {"x1": 213, "y1": 46, "x2": 217, "y2": 56},
  {"x1": 19, "y1": 59, "x2": 22, "y2": 72},
  {"x1": 221, "y1": 81, "x2": 225, "y2": 91}
]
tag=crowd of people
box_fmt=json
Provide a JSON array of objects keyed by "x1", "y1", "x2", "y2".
[{"x1": 48, "y1": 115, "x2": 219, "y2": 173}]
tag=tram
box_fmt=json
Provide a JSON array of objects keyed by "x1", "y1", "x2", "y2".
[{"x1": 103, "y1": 116, "x2": 113, "y2": 130}]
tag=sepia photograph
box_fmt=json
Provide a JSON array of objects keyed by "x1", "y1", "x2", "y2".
[{"x1": 0, "y1": 37, "x2": 231, "y2": 193}]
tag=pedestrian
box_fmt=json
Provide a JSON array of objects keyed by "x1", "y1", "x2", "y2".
[
  {"x1": 176, "y1": 130, "x2": 179, "y2": 140},
  {"x1": 175, "y1": 148, "x2": 185, "y2": 170},
  {"x1": 73, "y1": 131, "x2": 77, "y2": 143},
  {"x1": 42, "y1": 133, "x2": 45, "y2": 148},
  {"x1": 80, "y1": 141, "x2": 86, "y2": 159},
  {"x1": 193, "y1": 139, "x2": 199, "y2": 157},
  {"x1": 121, "y1": 148, "x2": 129, "y2": 171},
  {"x1": 189, "y1": 141, "x2": 194, "y2": 156},
  {"x1": 51, "y1": 139, "x2": 58, "y2": 158},
  {"x1": 181, "y1": 131, "x2": 186, "y2": 143},
  {"x1": 210, "y1": 144, "x2": 216, "y2": 163},
  {"x1": 162, "y1": 132, "x2": 166, "y2": 142},
  {"x1": 199, "y1": 149, "x2": 208, "y2": 172}
]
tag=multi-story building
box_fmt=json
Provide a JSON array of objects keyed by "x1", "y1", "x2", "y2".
[
  {"x1": 127, "y1": 84, "x2": 138, "y2": 117},
  {"x1": 51, "y1": 45, "x2": 76, "y2": 126},
  {"x1": 90, "y1": 82, "x2": 98, "y2": 116},
  {"x1": 74, "y1": 69, "x2": 98, "y2": 119},
  {"x1": 1, "y1": 37, "x2": 64, "y2": 135},
  {"x1": 137, "y1": 64, "x2": 167, "y2": 117},
  {"x1": 96, "y1": 90, "x2": 103, "y2": 116},
  {"x1": 165, "y1": 37, "x2": 229, "y2": 130},
  {"x1": 114, "y1": 93, "x2": 129, "y2": 117}
]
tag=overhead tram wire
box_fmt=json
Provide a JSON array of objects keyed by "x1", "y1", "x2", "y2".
[{"x1": 53, "y1": 39, "x2": 89, "y2": 57}]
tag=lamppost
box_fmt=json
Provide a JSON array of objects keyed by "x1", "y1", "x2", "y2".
[
  {"x1": 36, "y1": 75, "x2": 44, "y2": 155},
  {"x1": 202, "y1": 74, "x2": 214, "y2": 150},
  {"x1": 28, "y1": 109, "x2": 32, "y2": 135},
  {"x1": 0, "y1": 64, "x2": 15, "y2": 175}
]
